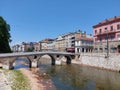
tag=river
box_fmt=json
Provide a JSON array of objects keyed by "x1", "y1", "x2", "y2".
[{"x1": 14, "y1": 57, "x2": 120, "y2": 90}]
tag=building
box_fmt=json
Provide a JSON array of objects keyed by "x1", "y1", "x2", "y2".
[
  {"x1": 12, "y1": 44, "x2": 21, "y2": 52},
  {"x1": 12, "y1": 42, "x2": 40, "y2": 52},
  {"x1": 33, "y1": 42, "x2": 40, "y2": 51},
  {"x1": 93, "y1": 16, "x2": 120, "y2": 53},
  {"x1": 55, "y1": 36, "x2": 66, "y2": 51},
  {"x1": 39, "y1": 38, "x2": 54, "y2": 51},
  {"x1": 55, "y1": 32, "x2": 76, "y2": 52},
  {"x1": 47, "y1": 40, "x2": 55, "y2": 51},
  {"x1": 55, "y1": 30, "x2": 93, "y2": 53},
  {"x1": 75, "y1": 31, "x2": 93, "y2": 53},
  {"x1": 64, "y1": 32, "x2": 75, "y2": 52},
  {"x1": 12, "y1": 30, "x2": 93, "y2": 53}
]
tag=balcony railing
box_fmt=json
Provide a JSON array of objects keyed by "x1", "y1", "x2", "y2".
[
  {"x1": 75, "y1": 43, "x2": 93, "y2": 47},
  {"x1": 95, "y1": 29, "x2": 117, "y2": 36}
]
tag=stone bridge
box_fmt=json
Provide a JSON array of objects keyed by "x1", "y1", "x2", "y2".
[{"x1": 0, "y1": 51, "x2": 80, "y2": 69}]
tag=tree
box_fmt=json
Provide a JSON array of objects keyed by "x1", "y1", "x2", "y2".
[
  {"x1": 26, "y1": 47, "x2": 34, "y2": 52},
  {"x1": 0, "y1": 16, "x2": 11, "y2": 53}
]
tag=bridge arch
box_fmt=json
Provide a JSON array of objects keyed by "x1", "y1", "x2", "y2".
[
  {"x1": 65, "y1": 55, "x2": 72, "y2": 64},
  {"x1": 2, "y1": 57, "x2": 17, "y2": 69},
  {"x1": 38, "y1": 54, "x2": 56, "y2": 65},
  {"x1": 11, "y1": 56, "x2": 32, "y2": 69},
  {"x1": 38, "y1": 54, "x2": 73, "y2": 65}
]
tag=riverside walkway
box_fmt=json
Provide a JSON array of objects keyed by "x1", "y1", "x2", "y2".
[{"x1": 0, "y1": 70, "x2": 12, "y2": 90}]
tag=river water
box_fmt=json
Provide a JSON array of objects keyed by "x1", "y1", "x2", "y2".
[{"x1": 14, "y1": 57, "x2": 120, "y2": 90}]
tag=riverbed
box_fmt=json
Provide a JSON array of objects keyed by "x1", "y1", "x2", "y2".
[{"x1": 14, "y1": 57, "x2": 120, "y2": 90}]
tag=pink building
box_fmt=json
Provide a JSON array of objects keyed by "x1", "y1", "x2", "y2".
[{"x1": 93, "y1": 16, "x2": 120, "y2": 53}]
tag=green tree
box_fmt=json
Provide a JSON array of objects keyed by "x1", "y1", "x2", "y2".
[
  {"x1": 0, "y1": 16, "x2": 11, "y2": 53},
  {"x1": 26, "y1": 47, "x2": 34, "y2": 52}
]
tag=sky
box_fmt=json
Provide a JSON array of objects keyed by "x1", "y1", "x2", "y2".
[{"x1": 0, "y1": 0, "x2": 120, "y2": 45}]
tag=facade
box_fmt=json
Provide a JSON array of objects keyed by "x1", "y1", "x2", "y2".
[
  {"x1": 55, "y1": 32, "x2": 76, "y2": 52},
  {"x1": 34, "y1": 42, "x2": 40, "y2": 51},
  {"x1": 55, "y1": 36, "x2": 66, "y2": 51},
  {"x1": 12, "y1": 42, "x2": 26, "y2": 52},
  {"x1": 55, "y1": 30, "x2": 93, "y2": 53},
  {"x1": 12, "y1": 44, "x2": 22, "y2": 52},
  {"x1": 47, "y1": 40, "x2": 55, "y2": 51},
  {"x1": 75, "y1": 31, "x2": 93, "y2": 53},
  {"x1": 64, "y1": 32, "x2": 75, "y2": 52},
  {"x1": 12, "y1": 42, "x2": 40, "y2": 52},
  {"x1": 39, "y1": 38, "x2": 54, "y2": 51},
  {"x1": 93, "y1": 16, "x2": 120, "y2": 53},
  {"x1": 12, "y1": 31, "x2": 93, "y2": 53}
]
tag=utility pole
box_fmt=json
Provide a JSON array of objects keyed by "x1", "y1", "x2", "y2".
[{"x1": 106, "y1": 29, "x2": 109, "y2": 57}]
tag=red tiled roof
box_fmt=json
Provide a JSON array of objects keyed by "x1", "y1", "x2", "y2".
[
  {"x1": 41, "y1": 38, "x2": 54, "y2": 42},
  {"x1": 76, "y1": 37, "x2": 93, "y2": 41},
  {"x1": 93, "y1": 16, "x2": 120, "y2": 28}
]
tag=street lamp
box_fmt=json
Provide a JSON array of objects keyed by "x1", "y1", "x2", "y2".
[{"x1": 106, "y1": 29, "x2": 109, "y2": 57}]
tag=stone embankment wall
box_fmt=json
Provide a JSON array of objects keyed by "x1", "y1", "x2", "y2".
[{"x1": 79, "y1": 53, "x2": 120, "y2": 71}]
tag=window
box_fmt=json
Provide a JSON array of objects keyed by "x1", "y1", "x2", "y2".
[
  {"x1": 95, "y1": 30, "x2": 97, "y2": 34},
  {"x1": 99, "y1": 48, "x2": 103, "y2": 50},
  {"x1": 105, "y1": 27, "x2": 107, "y2": 30},
  {"x1": 71, "y1": 44, "x2": 75, "y2": 47},
  {"x1": 71, "y1": 41, "x2": 75, "y2": 43},
  {"x1": 95, "y1": 38, "x2": 97, "y2": 42},
  {"x1": 99, "y1": 48, "x2": 103, "y2": 52},
  {"x1": 100, "y1": 38, "x2": 102, "y2": 42},
  {"x1": 81, "y1": 41, "x2": 84, "y2": 44},
  {"x1": 94, "y1": 48, "x2": 98, "y2": 52},
  {"x1": 105, "y1": 36, "x2": 107, "y2": 40},
  {"x1": 117, "y1": 24, "x2": 120, "y2": 30},
  {"x1": 117, "y1": 34, "x2": 120, "y2": 40},
  {"x1": 110, "y1": 47, "x2": 117, "y2": 53},
  {"x1": 110, "y1": 35, "x2": 114, "y2": 41},
  {"x1": 110, "y1": 26, "x2": 113, "y2": 31},
  {"x1": 99, "y1": 29, "x2": 102, "y2": 33},
  {"x1": 94, "y1": 48, "x2": 98, "y2": 50},
  {"x1": 71, "y1": 37, "x2": 75, "y2": 39}
]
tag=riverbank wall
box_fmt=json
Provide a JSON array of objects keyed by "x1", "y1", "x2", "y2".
[{"x1": 74, "y1": 53, "x2": 120, "y2": 72}]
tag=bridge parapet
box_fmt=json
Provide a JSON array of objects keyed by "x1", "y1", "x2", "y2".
[{"x1": 0, "y1": 52, "x2": 80, "y2": 69}]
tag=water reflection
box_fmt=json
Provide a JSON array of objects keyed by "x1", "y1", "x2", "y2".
[
  {"x1": 39, "y1": 64, "x2": 120, "y2": 90},
  {"x1": 13, "y1": 57, "x2": 120, "y2": 90},
  {"x1": 14, "y1": 57, "x2": 29, "y2": 69}
]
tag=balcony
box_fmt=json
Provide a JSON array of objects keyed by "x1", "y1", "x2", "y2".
[{"x1": 95, "y1": 29, "x2": 117, "y2": 36}]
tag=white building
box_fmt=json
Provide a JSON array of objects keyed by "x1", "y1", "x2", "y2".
[
  {"x1": 63, "y1": 33, "x2": 75, "y2": 52},
  {"x1": 47, "y1": 41, "x2": 55, "y2": 51},
  {"x1": 12, "y1": 43, "x2": 25, "y2": 52},
  {"x1": 75, "y1": 36, "x2": 93, "y2": 53},
  {"x1": 12, "y1": 42, "x2": 40, "y2": 52}
]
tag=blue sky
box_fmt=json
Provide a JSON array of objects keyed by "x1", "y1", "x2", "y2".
[{"x1": 0, "y1": 0, "x2": 120, "y2": 45}]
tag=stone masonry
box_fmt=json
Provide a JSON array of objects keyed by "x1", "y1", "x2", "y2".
[{"x1": 79, "y1": 53, "x2": 120, "y2": 72}]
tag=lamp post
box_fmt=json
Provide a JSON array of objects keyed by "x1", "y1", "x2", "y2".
[{"x1": 106, "y1": 29, "x2": 109, "y2": 57}]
